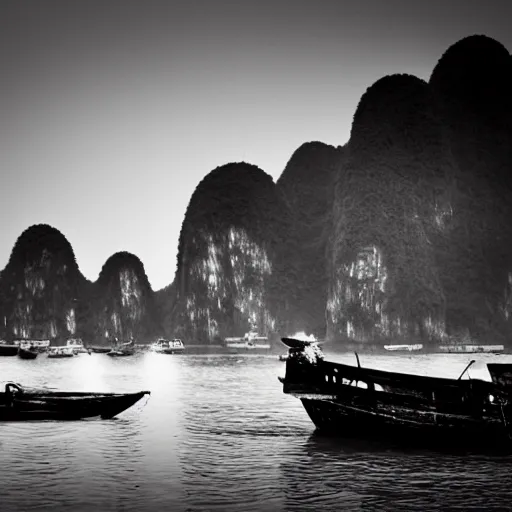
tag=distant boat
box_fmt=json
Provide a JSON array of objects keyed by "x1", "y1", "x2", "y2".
[
  {"x1": 14, "y1": 339, "x2": 50, "y2": 353},
  {"x1": 18, "y1": 346, "x2": 38, "y2": 359},
  {"x1": 384, "y1": 344, "x2": 423, "y2": 352},
  {"x1": 107, "y1": 339, "x2": 135, "y2": 357},
  {"x1": 0, "y1": 382, "x2": 150, "y2": 421},
  {"x1": 47, "y1": 346, "x2": 75, "y2": 358},
  {"x1": 150, "y1": 338, "x2": 185, "y2": 354},
  {"x1": 66, "y1": 338, "x2": 89, "y2": 354},
  {"x1": 90, "y1": 346, "x2": 112, "y2": 354},
  {"x1": 0, "y1": 342, "x2": 19, "y2": 357},
  {"x1": 224, "y1": 331, "x2": 271, "y2": 352},
  {"x1": 437, "y1": 344, "x2": 504, "y2": 354}
]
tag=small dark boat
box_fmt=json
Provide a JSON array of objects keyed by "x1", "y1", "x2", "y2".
[
  {"x1": 0, "y1": 343, "x2": 19, "y2": 356},
  {"x1": 279, "y1": 337, "x2": 512, "y2": 450},
  {"x1": 18, "y1": 346, "x2": 38, "y2": 359},
  {"x1": 0, "y1": 382, "x2": 150, "y2": 421},
  {"x1": 90, "y1": 346, "x2": 112, "y2": 354}
]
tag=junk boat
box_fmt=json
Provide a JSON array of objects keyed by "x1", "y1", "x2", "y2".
[
  {"x1": 150, "y1": 338, "x2": 185, "y2": 354},
  {"x1": 278, "y1": 337, "x2": 512, "y2": 449},
  {"x1": 0, "y1": 382, "x2": 150, "y2": 421},
  {"x1": 18, "y1": 346, "x2": 38, "y2": 359}
]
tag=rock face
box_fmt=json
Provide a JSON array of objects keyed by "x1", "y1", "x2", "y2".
[
  {"x1": 327, "y1": 74, "x2": 451, "y2": 344},
  {"x1": 92, "y1": 252, "x2": 160, "y2": 344},
  {"x1": 0, "y1": 226, "x2": 160, "y2": 345},
  {"x1": 0, "y1": 224, "x2": 88, "y2": 341},
  {"x1": 1, "y1": 35, "x2": 511, "y2": 348},
  {"x1": 429, "y1": 35, "x2": 512, "y2": 342},
  {"x1": 172, "y1": 162, "x2": 287, "y2": 342},
  {"x1": 276, "y1": 141, "x2": 344, "y2": 338}
]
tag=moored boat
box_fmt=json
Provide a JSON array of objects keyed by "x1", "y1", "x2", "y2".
[
  {"x1": 106, "y1": 339, "x2": 135, "y2": 357},
  {"x1": 384, "y1": 344, "x2": 423, "y2": 352},
  {"x1": 278, "y1": 337, "x2": 512, "y2": 449},
  {"x1": 436, "y1": 344, "x2": 504, "y2": 354},
  {"x1": 16, "y1": 339, "x2": 51, "y2": 353},
  {"x1": 48, "y1": 346, "x2": 75, "y2": 358},
  {"x1": 150, "y1": 338, "x2": 185, "y2": 354},
  {"x1": 0, "y1": 382, "x2": 150, "y2": 421},
  {"x1": 18, "y1": 346, "x2": 38, "y2": 359},
  {"x1": 66, "y1": 338, "x2": 89, "y2": 354},
  {"x1": 0, "y1": 342, "x2": 19, "y2": 357},
  {"x1": 90, "y1": 346, "x2": 112, "y2": 354},
  {"x1": 224, "y1": 331, "x2": 271, "y2": 352}
]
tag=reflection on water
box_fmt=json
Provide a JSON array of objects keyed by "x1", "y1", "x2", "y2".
[{"x1": 1, "y1": 352, "x2": 512, "y2": 511}]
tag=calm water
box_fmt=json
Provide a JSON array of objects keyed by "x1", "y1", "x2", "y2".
[{"x1": 1, "y1": 351, "x2": 512, "y2": 511}]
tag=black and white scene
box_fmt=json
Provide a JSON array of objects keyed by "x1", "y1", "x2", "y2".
[{"x1": 1, "y1": 1, "x2": 512, "y2": 510}]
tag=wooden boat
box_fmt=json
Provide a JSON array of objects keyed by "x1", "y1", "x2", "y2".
[
  {"x1": 278, "y1": 337, "x2": 512, "y2": 449},
  {"x1": 0, "y1": 343, "x2": 19, "y2": 356},
  {"x1": 18, "y1": 346, "x2": 38, "y2": 359},
  {"x1": 0, "y1": 382, "x2": 150, "y2": 421},
  {"x1": 150, "y1": 338, "x2": 185, "y2": 354},
  {"x1": 47, "y1": 346, "x2": 75, "y2": 358}
]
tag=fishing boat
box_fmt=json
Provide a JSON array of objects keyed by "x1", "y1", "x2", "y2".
[
  {"x1": 0, "y1": 382, "x2": 150, "y2": 421},
  {"x1": 0, "y1": 342, "x2": 19, "y2": 357},
  {"x1": 17, "y1": 346, "x2": 38, "y2": 359},
  {"x1": 150, "y1": 338, "x2": 185, "y2": 354},
  {"x1": 278, "y1": 337, "x2": 512, "y2": 449},
  {"x1": 47, "y1": 346, "x2": 75, "y2": 358}
]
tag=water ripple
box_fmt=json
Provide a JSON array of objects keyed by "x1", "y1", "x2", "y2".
[{"x1": 1, "y1": 352, "x2": 512, "y2": 511}]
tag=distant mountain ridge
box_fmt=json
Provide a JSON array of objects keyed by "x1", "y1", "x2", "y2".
[{"x1": 1, "y1": 34, "x2": 511, "y2": 347}]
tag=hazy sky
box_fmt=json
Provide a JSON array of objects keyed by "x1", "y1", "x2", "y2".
[{"x1": 1, "y1": 1, "x2": 511, "y2": 290}]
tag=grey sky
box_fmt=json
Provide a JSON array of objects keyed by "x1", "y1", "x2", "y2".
[{"x1": 1, "y1": 0, "x2": 511, "y2": 290}]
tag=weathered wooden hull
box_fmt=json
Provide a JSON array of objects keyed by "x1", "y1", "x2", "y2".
[
  {"x1": 0, "y1": 387, "x2": 150, "y2": 421},
  {"x1": 279, "y1": 338, "x2": 512, "y2": 449},
  {"x1": 297, "y1": 395, "x2": 511, "y2": 449}
]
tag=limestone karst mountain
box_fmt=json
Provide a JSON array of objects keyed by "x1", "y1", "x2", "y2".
[
  {"x1": 0, "y1": 224, "x2": 89, "y2": 341},
  {"x1": 328, "y1": 74, "x2": 452, "y2": 344},
  {"x1": 429, "y1": 34, "x2": 512, "y2": 341},
  {"x1": 1, "y1": 34, "x2": 511, "y2": 348},
  {"x1": 276, "y1": 141, "x2": 344, "y2": 338},
  {"x1": 171, "y1": 162, "x2": 289, "y2": 343},
  {"x1": 92, "y1": 251, "x2": 161, "y2": 344}
]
